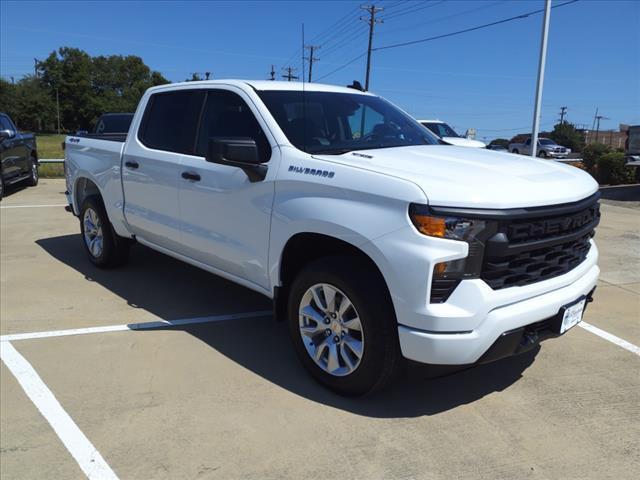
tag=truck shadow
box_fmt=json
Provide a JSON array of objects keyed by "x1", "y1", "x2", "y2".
[{"x1": 37, "y1": 233, "x2": 537, "y2": 418}]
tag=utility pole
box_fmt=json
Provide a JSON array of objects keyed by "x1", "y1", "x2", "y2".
[
  {"x1": 282, "y1": 66, "x2": 298, "y2": 82},
  {"x1": 269, "y1": 65, "x2": 276, "y2": 80},
  {"x1": 559, "y1": 106, "x2": 567, "y2": 124},
  {"x1": 205, "y1": 71, "x2": 211, "y2": 80},
  {"x1": 305, "y1": 45, "x2": 320, "y2": 82},
  {"x1": 530, "y1": 0, "x2": 551, "y2": 158},
  {"x1": 34, "y1": 58, "x2": 39, "y2": 78},
  {"x1": 360, "y1": 4, "x2": 384, "y2": 91},
  {"x1": 594, "y1": 113, "x2": 609, "y2": 144},
  {"x1": 55, "y1": 87, "x2": 60, "y2": 135}
]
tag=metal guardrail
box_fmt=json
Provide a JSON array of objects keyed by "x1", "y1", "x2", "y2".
[{"x1": 39, "y1": 159, "x2": 65, "y2": 163}]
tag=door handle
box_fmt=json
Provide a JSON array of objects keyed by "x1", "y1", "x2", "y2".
[
  {"x1": 181, "y1": 171, "x2": 201, "y2": 181},
  {"x1": 124, "y1": 161, "x2": 139, "y2": 169}
]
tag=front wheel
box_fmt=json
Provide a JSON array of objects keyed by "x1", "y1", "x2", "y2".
[
  {"x1": 80, "y1": 195, "x2": 130, "y2": 268},
  {"x1": 287, "y1": 256, "x2": 402, "y2": 396},
  {"x1": 538, "y1": 150, "x2": 548, "y2": 158},
  {"x1": 512, "y1": 149, "x2": 519, "y2": 154},
  {"x1": 26, "y1": 157, "x2": 38, "y2": 186}
]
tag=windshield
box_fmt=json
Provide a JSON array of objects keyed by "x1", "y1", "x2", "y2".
[
  {"x1": 257, "y1": 90, "x2": 439, "y2": 154},
  {"x1": 421, "y1": 122, "x2": 460, "y2": 138},
  {"x1": 539, "y1": 138, "x2": 557, "y2": 145}
]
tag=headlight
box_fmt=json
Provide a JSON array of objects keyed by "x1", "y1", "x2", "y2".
[{"x1": 409, "y1": 203, "x2": 494, "y2": 302}]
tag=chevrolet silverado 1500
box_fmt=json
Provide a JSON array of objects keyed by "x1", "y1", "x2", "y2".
[{"x1": 64, "y1": 81, "x2": 600, "y2": 395}]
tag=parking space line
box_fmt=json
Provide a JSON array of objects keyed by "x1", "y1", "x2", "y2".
[
  {"x1": 1, "y1": 341, "x2": 119, "y2": 480},
  {"x1": 579, "y1": 321, "x2": 640, "y2": 356},
  {"x1": 0, "y1": 204, "x2": 68, "y2": 209},
  {"x1": 0, "y1": 310, "x2": 273, "y2": 343}
]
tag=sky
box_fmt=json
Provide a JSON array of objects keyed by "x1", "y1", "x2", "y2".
[{"x1": 1, "y1": 0, "x2": 638, "y2": 141}]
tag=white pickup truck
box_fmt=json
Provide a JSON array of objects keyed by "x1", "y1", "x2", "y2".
[
  {"x1": 509, "y1": 137, "x2": 571, "y2": 158},
  {"x1": 64, "y1": 80, "x2": 600, "y2": 395}
]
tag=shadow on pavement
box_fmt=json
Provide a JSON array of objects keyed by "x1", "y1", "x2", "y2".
[
  {"x1": 37, "y1": 233, "x2": 537, "y2": 417},
  {"x1": 36, "y1": 234, "x2": 272, "y2": 321}
]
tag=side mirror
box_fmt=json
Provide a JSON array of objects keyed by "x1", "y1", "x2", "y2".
[
  {"x1": 0, "y1": 129, "x2": 15, "y2": 140},
  {"x1": 206, "y1": 137, "x2": 267, "y2": 182}
]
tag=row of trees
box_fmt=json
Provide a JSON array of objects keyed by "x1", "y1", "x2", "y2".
[{"x1": 0, "y1": 47, "x2": 168, "y2": 132}]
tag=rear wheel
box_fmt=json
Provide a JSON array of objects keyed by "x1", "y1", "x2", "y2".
[
  {"x1": 80, "y1": 195, "x2": 130, "y2": 268},
  {"x1": 26, "y1": 156, "x2": 38, "y2": 186},
  {"x1": 512, "y1": 149, "x2": 519, "y2": 154},
  {"x1": 287, "y1": 256, "x2": 402, "y2": 396}
]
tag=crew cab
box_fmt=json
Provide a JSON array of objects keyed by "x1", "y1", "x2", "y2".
[
  {"x1": 0, "y1": 112, "x2": 39, "y2": 199},
  {"x1": 64, "y1": 81, "x2": 600, "y2": 395},
  {"x1": 510, "y1": 137, "x2": 571, "y2": 158}
]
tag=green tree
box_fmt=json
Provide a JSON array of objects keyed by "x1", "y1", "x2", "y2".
[{"x1": 549, "y1": 122, "x2": 584, "y2": 152}]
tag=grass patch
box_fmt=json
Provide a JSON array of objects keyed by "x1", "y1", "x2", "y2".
[
  {"x1": 38, "y1": 163, "x2": 65, "y2": 178},
  {"x1": 35, "y1": 134, "x2": 66, "y2": 159}
]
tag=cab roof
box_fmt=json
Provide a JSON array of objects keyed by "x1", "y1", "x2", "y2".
[{"x1": 148, "y1": 79, "x2": 373, "y2": 96}]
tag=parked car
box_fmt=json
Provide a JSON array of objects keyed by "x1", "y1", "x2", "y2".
[
  {"x1": 0, "y1": 112, "x2": 39, "y2": 199},
  {"x1": 487, "y1": 144, "x2": 508, "y2": 151},
  {"x1": 509, "y1": 137, "x2": 571, "y2": 158},
  {"x1": 75, "y1": 113, "x2": 134, "y2": 137},
  {"x1": 64, "y1": 80, "x2": 600, "y2": 395},
  {"x1": 625, "y1": 125, "x2": 640, "y2": 167},
  {"x1": 419, "y1": 120, "x2": 486, "y2": 148}
]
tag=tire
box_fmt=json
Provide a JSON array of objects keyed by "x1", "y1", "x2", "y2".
[
  {"x1": 512, "y1": 149, "x2": 519, "y2": 154},
  {"x1": 26, "y1": 156, "x2": 39, "y2": 187},
  {"x1": 538, "y1": 150, "x2": 548, "y2": 158},
  {"x1": 287, "y1": 256, "x2": 402, "y2": 396},
  {"x1": 79, "y1": 195, "x2": 130, "y2": 268},
  {"x1": 0, "y1": 175, "x2": 4, "y2": 201}
]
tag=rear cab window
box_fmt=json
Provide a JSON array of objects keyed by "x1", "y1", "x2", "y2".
[{"x1": 138, "y1": 90, "x2": 205, "y2": 154}]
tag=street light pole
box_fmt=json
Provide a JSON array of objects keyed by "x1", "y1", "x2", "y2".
[
  {"x1": 530, "y1": 0, "x2": 551, "y2": 158},
  {"x1": 56, "y1": 87, "x2": 60, "y2": 135}
]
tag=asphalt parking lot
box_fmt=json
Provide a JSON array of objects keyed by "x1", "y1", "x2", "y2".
[{"x1": 1, "y1": 179, "x2": 639, "y2": 480}]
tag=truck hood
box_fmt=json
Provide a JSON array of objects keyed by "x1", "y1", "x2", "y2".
[
  {"x1": 314, "y1": 145, "x2": 598, "y2": 209},
  {"x1": 442, "y1": 136, "x2": 486, "y2": 148}
]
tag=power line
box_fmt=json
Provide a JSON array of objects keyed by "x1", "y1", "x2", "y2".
[
  {"x1": 319, "y1": 25, "x2": 368, "y2": 59},
  {"x1": 374, "y1": 0, "x2": 580, "y2": 51},
  {"x1": 315, "y1": 52, "x2": 367, "y2": 82},
  {"x1": 378, "y1": 1, "x2": 506, "y2": 38},
  {"x1": 379, "y1": 0, "x2": 445, "y2": 21}
]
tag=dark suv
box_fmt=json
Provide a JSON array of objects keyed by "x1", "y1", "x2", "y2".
[{"x1": 0, "y1": 113, "x2": 39, "y2": 199}]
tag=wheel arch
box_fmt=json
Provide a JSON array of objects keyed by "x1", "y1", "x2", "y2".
[
  {"x1": 274, "y1": 232, "x2": 394, "y2": 322},
  {"x1": 74, "y1": 176, "x2": 102, "y2": 213}
]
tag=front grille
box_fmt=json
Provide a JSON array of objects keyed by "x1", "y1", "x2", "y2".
[{"x1": 481, "y1": 200, "x2": 600, "y2": 290}]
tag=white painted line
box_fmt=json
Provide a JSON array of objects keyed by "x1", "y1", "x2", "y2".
[
  {"x1": 1, "y1": 341, "x2": 119, "y2": 479},
  {"x1": 0, "y1": 204, "x2": 67, "y2": 209},
  {"x1": 579, "y1": 321, "x2": 640, "y2": 356},
  {"x1": 0, "y1": 310, "x2": 273, "y2": 343}
]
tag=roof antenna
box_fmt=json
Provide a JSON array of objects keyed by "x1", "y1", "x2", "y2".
[
  {"x1": 347, "y1": 80, "x2": 364, "y2": 92},
  {"x1": 301, "y1": 23, "x2": 307, "y2": 153}
]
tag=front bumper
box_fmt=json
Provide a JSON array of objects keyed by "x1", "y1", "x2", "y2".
[{"x1": 397, "y1": 260, "x2": 599, "y2": 365}]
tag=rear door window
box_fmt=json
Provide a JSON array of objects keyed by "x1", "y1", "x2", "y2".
[{"x1": 139, "y1": 90, "x2": 204, "y2": 154}]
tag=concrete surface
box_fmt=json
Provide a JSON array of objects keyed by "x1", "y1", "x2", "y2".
[{"x1": 1, "y1": 180, "x2": 639, "y2": 479}]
